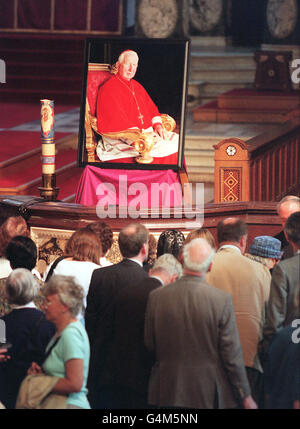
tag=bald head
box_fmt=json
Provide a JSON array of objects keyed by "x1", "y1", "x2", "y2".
[
  {"x1": 223, "y1": 217, "x2": 238, "y2": 226},
  {"x1": 217, "y1": 218, "x2": 248, "y2": 243},
  {"x1": 277, "y1": 197, "x2": 300, "y2": 228},
  {"x1": 183, "y1": 238, "x2": 215, "y2": 275}
]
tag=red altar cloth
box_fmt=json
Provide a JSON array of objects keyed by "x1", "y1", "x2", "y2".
[{"x1": 75, "y1": 165, "x2": 183, "y2": 207}]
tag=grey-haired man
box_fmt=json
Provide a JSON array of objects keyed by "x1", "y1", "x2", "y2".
[{"x1": 145, "y1": 238, "x2": 256, "y2": 409}]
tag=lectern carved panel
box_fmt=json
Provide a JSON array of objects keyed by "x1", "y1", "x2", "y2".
[{"x1": 220, "y1": 168, "x2": 241, "y2": 202}]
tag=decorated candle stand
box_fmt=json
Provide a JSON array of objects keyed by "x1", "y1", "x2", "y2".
[{"x1": 38, "y1": 99, "x2": 59, "y2": 201}]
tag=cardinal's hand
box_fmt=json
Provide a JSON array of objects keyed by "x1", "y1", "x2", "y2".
[{"x1": 153, "y1": 123, "x2": 169, "y2": 140}]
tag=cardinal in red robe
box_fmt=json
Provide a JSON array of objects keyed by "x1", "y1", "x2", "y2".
[{"x1": 95, "y1": 50, "x2": 178, "y2": 163}]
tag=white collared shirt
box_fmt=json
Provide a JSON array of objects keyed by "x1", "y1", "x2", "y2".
[
  {"x1": 150, "y1": 275, "x2": 164, "y2": 286},
  {"x1": 12, "y1": 301, "x2": 37, "y2": 310},
  {"x1": 99, "y1": 257, "x2": 112, "y2": 267},
  {"x1": 218, "y1": 244, "x2": 242, "y2": 255}
]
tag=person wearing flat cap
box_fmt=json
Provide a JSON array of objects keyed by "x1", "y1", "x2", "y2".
[{"x1": 245, "y1": 236, "x2": 283, "y2": 272}]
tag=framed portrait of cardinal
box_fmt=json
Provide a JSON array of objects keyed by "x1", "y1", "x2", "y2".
[{"x1": 78, "y1": 37, "x2": 190, "y2": 171}]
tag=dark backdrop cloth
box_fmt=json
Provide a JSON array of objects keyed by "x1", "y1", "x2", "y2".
[
  {"x1": 0, "y1": 1, "x2": 14, "y2": 28},
  {"x1": 91, "y1": 0, "x2": 121, "y2": 32},
  {"x1": 231, "y1": 0, "x2": 264, "y2": 47},
  {"x1": 18, "y1": 0, "x2": 52, "y2": 30},
  {"x1": 2, "y1": 0, "x2": 121, "y2": 33},
  {"x1": 55, "y1": 0, "x2": 87, "y2": 30}
]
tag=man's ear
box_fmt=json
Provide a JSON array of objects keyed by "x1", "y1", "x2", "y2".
[
  {"x1": 170, "y1": 274, "x2": 178, "y2": 283},
  {"x1": 240, "y1": 235, "x2": 247, "y2": 254},
  {"x1": 289, "y1": 240, "x2": 298, "y2": 253},
  {"x1": 140, "y1": 242, "x2": 148, "y2": 260},
  {"x1": 284, "y1": 229, "x2": 290, "y2": 243}
]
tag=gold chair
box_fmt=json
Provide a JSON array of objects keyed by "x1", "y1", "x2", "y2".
[{"x1": 85, "y1": 63, "x2": 112, "y2": 162}]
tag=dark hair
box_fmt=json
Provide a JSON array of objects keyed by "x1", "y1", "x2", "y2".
[
  {"x1": 5, "y1": 235, "x2": 37, "y2": 271},
  {"x1": 65, "y1": 228, "x2": 102, "y2": 264},
  {"x1": 86, "y1": 221, "x2": 113, "y2": 255},
  {"x1": 118, "y1": 223, "x2": 148, "y2": 258},
  {"x1": 157, "y1": 229, "x2": 185, "y2": 258},
  {"x1": 217, "y1": 219, "x2": 248, "y2": 244},
  {"x1": 145, "y1": 234, "x2": 157, "y2": 266},
  {"x1": 284, "y1": 211, "x2": 300, "y2": 244},
  {"x1": 0, "y1": 216, "x2": 29, "y2": 257}
]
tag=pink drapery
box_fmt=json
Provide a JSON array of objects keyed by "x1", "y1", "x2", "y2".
[{"x1": 75, "y1": 166, "x2": 184, "y2": 208}]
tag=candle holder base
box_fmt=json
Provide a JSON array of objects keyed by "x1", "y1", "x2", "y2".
[{"x1": 38, "y1": 186, "x2": 60, "y2": 201}]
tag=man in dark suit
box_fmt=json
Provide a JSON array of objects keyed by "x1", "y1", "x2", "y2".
[
  {"x1": 104, "y1": 253, "x2": 183, "y2": 409},
  {"x1": 262, "y1": 211, "x2": 300, "y2": 352},
  {"x1": 274, "y1": 196, "x2": 300, "y2": 260},
  {"x1": 145, "y1": 238, "x2": 257, "y2": 409},
  {"x1": 85, "y1": 223, "x2": 149, "y2": 409},
  {"x1": 264, "y1": 325, "x2": 300, "y2": 409}
]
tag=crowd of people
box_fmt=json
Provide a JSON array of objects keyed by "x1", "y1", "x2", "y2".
[{"x1": 0, "y1": 194, "x2": 299, "y2": 409}]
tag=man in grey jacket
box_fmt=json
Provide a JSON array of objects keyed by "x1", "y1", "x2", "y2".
[{"x1": 144, "y1": 238, "x2": 257, "y2": 409}]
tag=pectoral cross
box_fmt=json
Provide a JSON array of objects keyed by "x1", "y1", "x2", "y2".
[{"x1": 138, "y1": 113, "x2": 144, "y2": 125}]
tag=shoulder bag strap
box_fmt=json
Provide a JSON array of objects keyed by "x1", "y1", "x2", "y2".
[
  {"x1": 45, "y1": 256, "x2": 66, "y2": 283},
  {"x1": 41, "y1": 336, "x2": 61, "y2": 365}
]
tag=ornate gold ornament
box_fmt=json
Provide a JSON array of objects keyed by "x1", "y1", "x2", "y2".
[
  {"x1": 100, "y1": 114, "x2": 176, "y2": 164},
  {"x1": 134, "y1": 132, "x2": 155, "y2": 164}
]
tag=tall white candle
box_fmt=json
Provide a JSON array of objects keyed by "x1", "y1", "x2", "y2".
[{"x1": 40, "y1": 99, "x2": 55, "y2": 175}]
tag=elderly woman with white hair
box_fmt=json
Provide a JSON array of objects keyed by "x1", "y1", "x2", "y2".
[
  {"x1": 0, "y1": 268, "x2": 55, "y2": 409},
  {"x1": 28, "y1": 275, "x2": 91, "y2": 409}
]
